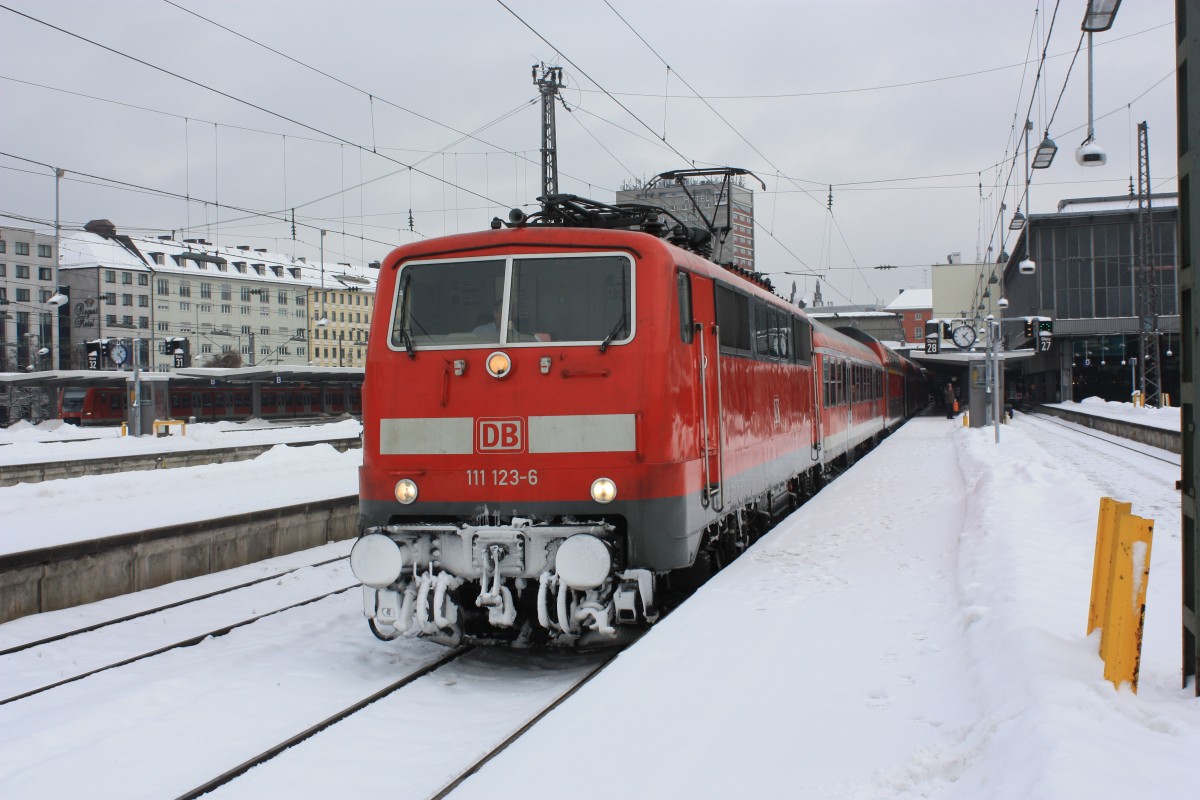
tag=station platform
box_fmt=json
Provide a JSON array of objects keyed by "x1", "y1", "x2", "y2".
[{"x1": 448, "y1": 414, "x2": 1193, "y2": 799}]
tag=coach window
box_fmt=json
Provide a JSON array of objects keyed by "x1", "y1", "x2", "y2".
[
  {"x1": 769, "y1": 307, "x2": 790, "y2": 359},
  {"x1": 792, "y1": 317, "x2": 813, "y2": 364},
  {"x1": 752, "y1": 300, "x2": 770, "y2": 358},
  {"x1": 676, "y1": 270, "x2": 693, "y2": 344}
]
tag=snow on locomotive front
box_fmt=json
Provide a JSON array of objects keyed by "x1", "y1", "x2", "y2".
[{"x1": 355, "y1": 225, "x2": 698, "y2": 647}]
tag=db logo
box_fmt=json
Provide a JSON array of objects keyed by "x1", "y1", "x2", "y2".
[{"x1": 476, "y1": 417, "x2": 525, "y2": 453}]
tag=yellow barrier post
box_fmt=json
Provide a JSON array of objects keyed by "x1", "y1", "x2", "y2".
[
  {"x1": 1088, "y1": 497, "x2": 1130, "y2": 638},
  {"x1": 1098, "y1": 511, "x2": 1154, "y2": 692},
  {"x1": 962, "y1": 411, "x2": 969, "y2": 427}
]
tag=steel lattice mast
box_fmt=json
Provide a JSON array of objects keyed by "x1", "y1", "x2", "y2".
[
  {"x1": 534, "y1": 65, "x2": 564, "y2": 205},
  {"x1": 1135, "y1": 121, "x2": 1161, "y2": 406}
]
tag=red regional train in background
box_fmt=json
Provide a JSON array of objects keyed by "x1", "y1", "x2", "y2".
[
  {"x1": 59, "y1": 384, "x2": 361, "y2": 425},
  {"x1": 352, "y1": 191, "x2": 926, "y2": 647}
]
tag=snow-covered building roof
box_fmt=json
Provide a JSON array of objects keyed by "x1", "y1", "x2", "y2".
[
  {"x1": 884, "y1": 288, "x2": 932, "y2": 311},
  {"x1": 59, "y1": 220, "x2": 378, "y2": 292},
  {"x1": 1054, "y1": 193, "x2": 1178, "y2": 215}
]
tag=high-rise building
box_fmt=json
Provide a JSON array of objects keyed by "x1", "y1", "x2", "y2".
[{"x1": 616, "y1": 177, "x2": 755, "y2": 269}]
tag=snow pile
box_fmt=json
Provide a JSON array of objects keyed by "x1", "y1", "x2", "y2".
[{"x1": 1052, "y1": 397, "x2": 1181, "y2": 432}]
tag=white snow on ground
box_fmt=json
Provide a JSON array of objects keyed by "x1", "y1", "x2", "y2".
[
  {"x1": 0, "y1": 413, "x2": 1196, "y2": 798},
  {"x1": 1047, "y1": 396, "x2": 1181, "y2": 431},
  {"x1": 0, "y1": 419, "x2": 362, "y2": 555}
]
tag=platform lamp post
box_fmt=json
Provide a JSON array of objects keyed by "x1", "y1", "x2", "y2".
[
  {"x1": 50, "y1": 167, "x2": 65, "y2": 370},
  {"x1": 1076, "y1": 0, "x2": 1123, "y2": 166}
]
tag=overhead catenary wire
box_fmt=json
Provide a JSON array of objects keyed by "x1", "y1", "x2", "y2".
[
  {"x1": 601, "y1": 0, "x2": 882, "y2": 307},
  {"x1": 0, "y1": 3, "x2": 502, "y2": 210}
]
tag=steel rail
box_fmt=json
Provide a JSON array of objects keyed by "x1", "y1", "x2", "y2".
[
  {"x1": 0, "y1": 584, "x2": 358, "y2": 706},
  {"x1": 0, "y1": 555, "x2": 349, "y2": 656},
  {"x1": 173, "y1": 647, "x2": 474, "y2": 800}
]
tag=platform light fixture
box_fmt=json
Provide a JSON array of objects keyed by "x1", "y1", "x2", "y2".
[
  {"x1": 1031, "y1": 136, "x2": 1058, "y2": 169},
  {"x1": 1082, "y1": 0, "x2": 1121, "y2": 32}
]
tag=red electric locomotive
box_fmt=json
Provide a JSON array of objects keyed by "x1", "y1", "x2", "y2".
[{"x1": 353, "y1": 195, "x2": 923, "y2": 646}]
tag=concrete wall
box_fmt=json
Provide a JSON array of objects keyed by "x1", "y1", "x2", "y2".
[
  {"x1": 0, "y1": 496, "x2": 358, "y2": 623},
  {"x1": 1035, "y1": 405, "x2": 1181, "y2": 454}
]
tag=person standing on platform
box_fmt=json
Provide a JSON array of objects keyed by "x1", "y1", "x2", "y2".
[{"x1": 943, "y1": 381, "x2": 957, "y2": 419}]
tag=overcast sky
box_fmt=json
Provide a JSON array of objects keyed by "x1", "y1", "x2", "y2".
[{"x1": 0, "y1": 0, "x2": 1178, "y2": 307}]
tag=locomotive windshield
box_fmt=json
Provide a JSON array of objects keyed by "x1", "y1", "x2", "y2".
[{"x1": 392, "y1": 253, "x2": 632, "y2": 349}]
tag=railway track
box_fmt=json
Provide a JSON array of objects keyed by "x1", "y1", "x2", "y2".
[
  {"x1": 0, "y1": 555, "x2": 356, "y2": 706},
  {"x1": 176, "y1": 645, "x2": 622, "y2": 800},
  {"x1": 1022, "y1": 412, "x2": 1180, "y2": 467}
]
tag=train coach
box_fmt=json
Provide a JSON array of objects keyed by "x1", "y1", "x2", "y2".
[
  {"x1": 352, "y1": 196, "x2": 924, "y2": 647},
  {"x1": 59, "y1": 384, "x2": 361, "y2": 425}
]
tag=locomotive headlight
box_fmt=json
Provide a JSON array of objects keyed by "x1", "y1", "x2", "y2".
[
  {"x1": 555, "y1": 534, "x2": 612, "y2": 590},
  {"x1": 394, "y1": 478, "x2": 419, "y2": 504},
  {"x1": 350, "y1": 533, "x2": 407, "y2": 588},
  {"x1": 485, "y1": 351, "x2": 512, "y2": 378},
  {"x1": 590, "y1": 477, "x2": 617, "y2": 504}
]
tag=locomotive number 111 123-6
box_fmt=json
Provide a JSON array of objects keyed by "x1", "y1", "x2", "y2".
[{"x1": 466, "y1": 469, "x2": 540, "y2": 487}]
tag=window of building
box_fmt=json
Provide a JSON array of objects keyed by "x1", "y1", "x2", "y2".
[
  {"x1": 221, "y1": 304, "x2": 231, "y2": 314},
  {"x1": 15, "y1": 242, "x2": 29, "y2": 255},
  {"x1": 915, "y1": 312, "x2": 923, "y2": 321},
  {"x1": 178, "y1": 281, "x2": 191, "y2": 297},
  {"x1": 915, "y1": 325, "x2": 924, "y2": 338},
  {"x1": 220, "y1": 284, "x2": 231, "y2": 301},
  {"x1": 38, "y1": 267, "x2": 51, "y2": 281},
  {"x1": 180, "y1": 301, "x2": 190, "y2": 311},
  {"x1": 16, "y1": 264, "x2": 30, "y2": 279},
  {"x1": 138, "y1": 296, "x2": 149, "y2": 308},
  {"x1": 0, "y1": 264, "x2": 5, "y2": 277},
  {"x1": 240, "y1": 305, "x2": 250, "y2": 315},
  {"x1": 277, "y1": 291, "x2": 287, "y2": 305},
  {"x1": 105, "y1": 270, "x2": 116, "y2": 283},
  {"x1": 139, "y1": 317, "x2": 149, "y2": 329},
  {"x1": 122, "y1": 294, "x2": 133, "y2": 306},
  {"x1": 138, "y1": 274, "x2": 149, "y2": 286},
  {"x1": 122, "y1": 315, "x2": 133, "y2": 327},
  {"x1": 105, "y1": 292, "x2": 116, "y2": 304},
  {"x1": 158, "y1": 321, "x2": 169, "y2": 331},
  {"x1": 16, "y1": 288, "x2": 30, "y2": 302},
  {"x1": 0, "y1": 241, "x2": 5, "y2": 253},
  {"x1": 157, "y1": 278, "x2": 169, "y2": 295},
  {"x1": 106, "y1": 314, "x2": 117, "y2": 326},
  {"x1": 200, "y1": 282, "x2": 212, "y2": 299},
  {"x1": 121, "y1": 272, "x2": 133, "y2": 285}
]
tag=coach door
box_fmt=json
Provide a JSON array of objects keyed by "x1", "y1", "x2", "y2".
[{"x1": 684, "y1": 271, "x2": 724, "y2": 511}]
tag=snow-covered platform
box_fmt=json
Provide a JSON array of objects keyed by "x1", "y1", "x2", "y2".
[{"x1": 449, "y1": 415, "x2": 1197, "y2": 799}]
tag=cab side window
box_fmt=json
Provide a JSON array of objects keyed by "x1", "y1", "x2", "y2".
[{"x1": 676, "y1": 270, "x2": 694, "y2": 344}]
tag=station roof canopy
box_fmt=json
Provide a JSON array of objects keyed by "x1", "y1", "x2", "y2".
[
  {"x1": 174, "y1": 366, "x2": 364, "y2": 386},
  {"x1": 0, "y1": 366, "x2": 364, "y2": 390}
]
